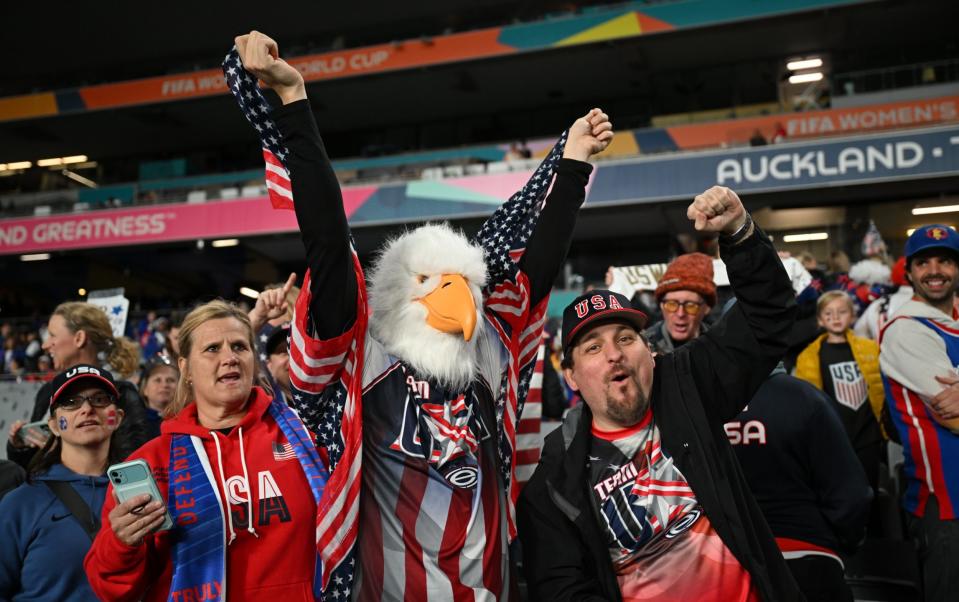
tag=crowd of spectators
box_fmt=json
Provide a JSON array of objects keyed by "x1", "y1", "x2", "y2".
[
  {"x1": 525, "y1": 226, "x2": 951, "y2": 601},
  {"x1": 0, "y1": 217, "x2": 951, "y2": 601}
]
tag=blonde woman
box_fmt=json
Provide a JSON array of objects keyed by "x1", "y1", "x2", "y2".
[
  {"x1": 6, "y1": 302, "x2": 150, "y2": 468},
  {"x1": 85, "y1": 300, "x2": 327, "y2": 601}
]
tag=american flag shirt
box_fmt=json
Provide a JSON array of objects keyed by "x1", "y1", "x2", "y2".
[
  {"x1": 351, "y1": 336, "x2": 511, "y2": 601},
  {"x1": 222, "y1": 44, "x2": 582, "y2": 600},
  {"x1": 588, "y1": 411, "x2": 757, "y2": 601},
  {"x1": 283, "y1": 157, "x2": 569, "y2": 602},
  {"x1": 222, "y1": 43, "x2": 583, "y2": 599}
]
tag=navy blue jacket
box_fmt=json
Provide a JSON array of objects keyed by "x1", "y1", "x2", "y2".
[
  {"x1": 729, "y1": 373, "x2": 872, "y2": 554},
  {"x1": 0, "y1": 463, "x2": 108, "y2": 601}
]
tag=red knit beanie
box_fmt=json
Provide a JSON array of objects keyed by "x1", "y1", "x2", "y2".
[{"x1": 655, "y1": 252, "x2": 717, "y2": 307}]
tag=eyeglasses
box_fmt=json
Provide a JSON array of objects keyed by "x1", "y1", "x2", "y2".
[
  {"x1": 661, "y1": 299, "x2": 704, "y2": 315},
  {"x1": 57, "y1": 393, "x2": 117, "y2": 411}
]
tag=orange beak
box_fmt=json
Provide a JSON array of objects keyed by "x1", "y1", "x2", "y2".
[{"x1": 417, "y1": 274, "x2": 478, "y2": 341}]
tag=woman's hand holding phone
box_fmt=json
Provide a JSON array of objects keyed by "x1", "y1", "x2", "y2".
[
  {"x1": 107, "y1": 459, "x2": 174, "y2": 545},
  {"x1": 108, "y1": 493, "x2": 168, "y2": 546}
]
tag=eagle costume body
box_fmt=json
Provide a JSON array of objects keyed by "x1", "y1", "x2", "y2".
[{"x1": 224, "y1": 49, "x2": 586, "y2": 601}]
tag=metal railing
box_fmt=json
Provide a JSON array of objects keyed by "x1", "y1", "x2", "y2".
[{"x1": 835, "y1": 59, "x2": 959, "y2": 96}]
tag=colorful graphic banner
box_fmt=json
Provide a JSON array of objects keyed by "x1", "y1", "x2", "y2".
[
  {"x1": 655, "y1": 95, "x2": 959, "y2": 151},
  {"x1": 0, "y1": 0, "x2": 863, "y2": 123},
  {"x1": 5, "y1": 124, "x2": 953, "y2": 256}
]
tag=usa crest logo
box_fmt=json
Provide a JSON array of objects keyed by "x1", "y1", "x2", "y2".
[{"x1": 389, "y1": 377, "x2": 488, "y2": 489}]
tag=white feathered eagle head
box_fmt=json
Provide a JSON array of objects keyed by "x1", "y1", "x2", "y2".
[{"x1": 367, "y1": 223, "x2": 489, "y2": 390}]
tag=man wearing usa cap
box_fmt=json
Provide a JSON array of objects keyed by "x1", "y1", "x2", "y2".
[
  {"x1": 518, "y1": 186, "x2": 802, "y2": 601},
  {"x1": 879, "y1": 224, "x2": 959, "y2": 602}
]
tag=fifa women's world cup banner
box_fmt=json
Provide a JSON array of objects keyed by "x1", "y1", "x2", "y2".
[{"x1": 0, "y1": 0, "x2": 864, "y2": 122}]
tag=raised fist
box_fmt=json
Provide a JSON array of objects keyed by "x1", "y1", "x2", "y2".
[
  {"x1": 562, "y1": 108, "x2": 614, "y2": 162},
  {"x1": 687, "y1": 186, "x2": 748, "y2": 235},
  {"x1": 234, "y1": 30, "x2": 306, "y2": 104}
]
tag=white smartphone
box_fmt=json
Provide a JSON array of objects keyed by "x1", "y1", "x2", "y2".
[{"x1": 107, "y1": 459, "x2": 173, "y2": 531}]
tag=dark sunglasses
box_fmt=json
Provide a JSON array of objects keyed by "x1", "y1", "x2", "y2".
[
  {"x1": 57, "y1": 392, "x2": 117, "y2": 411},
  {"x1": 660, "y1": 299, "x2": 704, "y2": 315}
]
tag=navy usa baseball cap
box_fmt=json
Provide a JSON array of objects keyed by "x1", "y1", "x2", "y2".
[
  {"x1": 50, "y1": 364, "x2": 119, "y2": 407},
  {"x1": 562, "y1": 290, "x2": 648, "y2": 355},
  {"x1": 905, "y1": 225, "x2": 959, "y2": 264}
]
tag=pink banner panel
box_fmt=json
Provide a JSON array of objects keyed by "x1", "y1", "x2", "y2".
[
  {"x1": 0, "y1": 197, "x2": 295, "y2": 255},
  {"x1": 0, "y1": 186, "x2": 380, "y2": 256}
]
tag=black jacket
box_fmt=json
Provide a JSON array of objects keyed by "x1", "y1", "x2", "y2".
[
  {"x1": 517, "y1": 228, "x2": 803, "y2": 602},
  {"x1": 0, "y1": 459, "x2": 25, "y2": 501},
  {"x1": 6, "y1": 377, "x2": 152, "y2": 469}
]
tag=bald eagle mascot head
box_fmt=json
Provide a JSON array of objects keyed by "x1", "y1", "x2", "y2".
[{"x1": 367, "y1": 223, "x2": 490, "y2": 391}]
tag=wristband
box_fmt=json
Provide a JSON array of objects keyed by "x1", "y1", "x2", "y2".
[{"x1": 721, "y1": 213, "x2": 753, "y2": 245}]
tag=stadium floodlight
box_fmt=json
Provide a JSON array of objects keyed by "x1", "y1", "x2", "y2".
[
  {"x1": 782, "y1": 232, "x2": 828, "y2": 242},
  {"x1": 38, "y1": 155, "x2": 87, "y2": 167},
  {"x1": 4, "y1": 161, "x2": 32, "y2": 170},
  {"x1": 211, "y1": 238, "x2": 240, "y2": 248},
  {"x1": 78, "y1": 288, "x2": 87, "y2": 296},
  {"x1": 21, "y1": 253, "x2": 51, "y2": 261},
  {"x1": 912, "y1": 204, "x2": 959, "y2": 215},
  {"x1": 240, "y1": 286, "x2": 260, "y2": 299},
  {"x1": 788, "y1": 72, "x2": 824, "y2": 84},
  {"x1": 786, "y1": 57, "x2": 823, "y2": 71}
]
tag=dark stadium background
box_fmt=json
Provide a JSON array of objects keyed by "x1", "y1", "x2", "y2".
[{"x1": 0, "y1": 0, "x2": 955, "y2": 315}]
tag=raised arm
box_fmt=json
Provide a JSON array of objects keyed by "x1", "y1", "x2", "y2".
[
  {"x1": 236, "y1": 31, "x2": 356, "y2": 339},
  {"x1": 520, "y1": 109, "x2": 613, "y2": 306},
  {"x1": 685, "y1": 187, "x2": 798, "y2": 423}
]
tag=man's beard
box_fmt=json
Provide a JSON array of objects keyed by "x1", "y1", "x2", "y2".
[{"x1": 605, "y1": 387, "x2": 649, "y2": 427}]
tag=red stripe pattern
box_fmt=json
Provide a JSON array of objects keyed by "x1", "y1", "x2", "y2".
[
  {"x1": 515, "y1": 343, "x2": 546, "y2": 488},
  {"x1": 288, "y1": 263, "x2": 368, "y2": 596},
  {"x1": 226, "y1": 44, "x2": 572, "y2": 597},
  {"x1": 880, "y1": 315, "x2": 959, "y2": 520},
  {"x1": 222, "y1": 49, "x2": 296, "y2": 211}
]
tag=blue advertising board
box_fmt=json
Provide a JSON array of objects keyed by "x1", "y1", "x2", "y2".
[{"x1": 586, "y1": 125, "x2": 959, "y2": 206}]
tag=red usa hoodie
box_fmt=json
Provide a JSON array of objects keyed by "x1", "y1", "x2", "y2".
[{"x1": 84, "y1": 387, "x2": 319, "y2": 601}]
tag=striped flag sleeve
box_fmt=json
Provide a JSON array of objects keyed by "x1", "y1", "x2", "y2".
[
  {"x1": 288, "y1": 260, "x2": 369, "y2": 597},
  {"x1": 224, "y1": 44, "x2": 367, "y2": 601},
  {"x1": 473, "y1": 132, "x2": 567, "y2": 540},
  {"x1": 222, "y1": 47, "x2": 295, "y2": 210}
]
